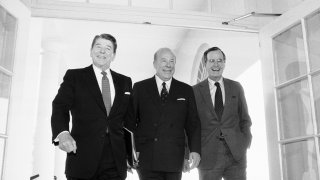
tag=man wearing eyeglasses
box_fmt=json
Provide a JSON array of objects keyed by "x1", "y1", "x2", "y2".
[{"x1": 193, "y1": 47, "x2": 252, "y2": 180}]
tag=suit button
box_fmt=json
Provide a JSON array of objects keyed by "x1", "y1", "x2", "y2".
[
  {"x1": 154, "y1": 138, "x2": 158, "y2": 141},
  {"x1": 154, "y1": 123, "x2": 158, "y2": 127}
]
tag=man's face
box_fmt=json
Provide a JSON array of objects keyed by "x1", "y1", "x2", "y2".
[
  {"x1": 205, "y1": 50, "x2": 225, "y2": 81},
  {"x1": 90, "y1": 38, "x2": 115, "y2": 70},
  {"x1": 154, "y1": 49, "x2": 176, "y2": 81}
]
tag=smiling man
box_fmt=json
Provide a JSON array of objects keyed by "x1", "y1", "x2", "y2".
[
  {"x1": 51, "y1": 34, "x2": 132, "y2": 180},
  {"x1": 126, "y1": 47, "x2": 201, "y2": 180},
  {"x1": 193, "y1": 47, "x2": 252, "y2": 180}
]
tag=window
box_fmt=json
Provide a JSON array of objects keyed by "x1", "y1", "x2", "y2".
[
  {"x1": 273, "y1": 10, "x2": 320, "y2": 180},
  {"x1": 0, "y1": 5, "x2": 17, "y2": 179}
]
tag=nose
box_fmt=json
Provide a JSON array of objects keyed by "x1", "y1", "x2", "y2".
[
  {"x1": 165, "y1": 61, "x2": 174, "y2": 68},
  {"x1": 100, "y1": 48, "x2": 106, "y2": 53},
  {"x1": 213, "y1": 61, "x2": 220, "y2": 65}
]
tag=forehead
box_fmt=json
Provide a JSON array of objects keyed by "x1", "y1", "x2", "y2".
[
  {"x1": 94, "y1": 38, "x2": 114, "y2": 47},
  {"x1": 207, "y1": 50, "x2": 223, "y2": 59},
  {"x1": 157, "y1": 50, "x2": 175, "y2": 59}
]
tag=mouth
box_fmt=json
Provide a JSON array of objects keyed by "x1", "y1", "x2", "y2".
[
  {"x1": 163, "y1": 69, "x2": 172, "y2": 73},
  {"x1": 210, "y1": 67, "x2": 221, "y2": 72},
  {"x1": 97, "y1": 55, "x2": 107, "y2": 59}
]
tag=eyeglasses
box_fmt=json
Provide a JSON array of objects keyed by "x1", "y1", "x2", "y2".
[{"x1": 207, "y1": 59, "x2": 225, "y2": 64}]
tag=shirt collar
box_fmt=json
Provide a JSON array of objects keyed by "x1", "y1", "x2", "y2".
[
  {"x1": 208, "y1": 77, "x2": 223, "y2": 86},
  {"x1": 155, "y1": 75, "x2": 172, "y2": 92},
  {"x1": 93, "y1": 64, "x2": 111, "y2": 78}
]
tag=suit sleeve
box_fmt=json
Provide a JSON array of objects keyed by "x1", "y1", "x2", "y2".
[
  {"x1": 51, "y1": 70, "x2": 74, "y2": 143},
  {"x1": 184, "y1": 86, "x2": 201, "y2": 155},
  {"x1": 238, "y1": 83, "x2": 252, "y2": 147},
  {"x1": 124, "y1": 83, "x2": 139, "y2": 135}
]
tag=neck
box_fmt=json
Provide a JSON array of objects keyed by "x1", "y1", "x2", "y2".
[
  {"x1": 156, "y1": 74, "x2": 171, "y2": 82},
  {"x1": 93, "y1": 64, "x2": 109, "y2": 72},
  {"x1": 209, "y1": 76, "x2": 222, "y2": 82}
]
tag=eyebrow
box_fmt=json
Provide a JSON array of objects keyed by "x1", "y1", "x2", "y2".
[{"x1": 94, "y1": 43, "x2": 112, "y2": 48}]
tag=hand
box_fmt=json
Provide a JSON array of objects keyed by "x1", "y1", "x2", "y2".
[
  {"x1": 58, "y1": 132, "x2": 77, "y2": 153},
  {"x1": 188, "y1": 152, "x2": 200, "y2": 170},
  {"x1": 130, "y1": 152, "x2": 140, "y2": 169},
  {"x1": 127, "y1": 161, "x2": 133, "y2": 174},
  {"x1": 182, "y1": 159, "x2": 190, "y2": 172}
]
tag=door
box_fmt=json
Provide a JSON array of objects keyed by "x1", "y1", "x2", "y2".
[
  {"x1": 259, "y1": 0, "x2": 320, "y2": 180},
  {"x1": 0, "y1": 4, "x2": 17, "y2": 180}
]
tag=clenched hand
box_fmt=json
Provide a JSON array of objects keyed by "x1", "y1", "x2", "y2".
[
  {"x1": 58, "y1": 132, "x2": 77, "y2": 153},
  {"x1": 188, "y1": 152, "x2": 200, "y2": 170}
]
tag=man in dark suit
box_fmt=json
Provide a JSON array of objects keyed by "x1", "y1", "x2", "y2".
[
  {"x1": 126, "y1": 47, "x2": 201, "y2": 180},
  {"x1": 193, "y1": 47, "x2": 252, "y2": 180},
  {"x1": 51, "y1": 34, "x2": 132, "y2": 180}
]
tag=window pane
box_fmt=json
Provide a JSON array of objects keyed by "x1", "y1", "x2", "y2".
[
  {"x1": 273, "y1": 23, "x2": 307, "y2": 84},
  {"x1": 313, "y1": 74, "x2": 320, "y2": 133},
  {"x1": 277, "y1": 79, "x2": 313, "y2": 139},
  {"x1": 0, "y1": 72, "x2": 11, "y2": 134},
  {"x1": 282, "y1": 139, "x2": 319, "y2": 180},
  {"x1": 132, "y1": 0, "x2": 169, "y2": 9},
  {"x1": 0, "y1": 6, "x2": 16, "y2": 71},
  {"x1": 0, "y1": 138, "x2": 4, "y2": 179},
  {"x1": 173, "y1": 0, "x2": 208, "y2": 12},
  {"x1": 306, "y1": 10, "x2": 320, "y2": 72}
]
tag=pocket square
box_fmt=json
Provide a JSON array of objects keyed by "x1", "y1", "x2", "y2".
[
  {"x1": 177, "y1": 98, "x2": 186, "y2": 101},
  {"x1": 125, "y1": 92, "x2": 131, "y2": 95}
]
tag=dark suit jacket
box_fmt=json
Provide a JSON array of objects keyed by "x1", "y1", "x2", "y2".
[
  {"x1": 51, "y1": 65, "x2": 132, "y2": 179},
  {"x1": 193, "y1": 78, "x2": 252, "y2": 170},
  {"x1": 126, "y1": 76, "x2": 201, "y2": 172}
]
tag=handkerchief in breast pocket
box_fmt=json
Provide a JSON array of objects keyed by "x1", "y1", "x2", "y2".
[{"x1": 177, "y1": 98, "x2": 186, "y2": 101}]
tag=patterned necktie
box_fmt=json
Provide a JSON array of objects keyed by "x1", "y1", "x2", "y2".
[
  {"x1": 161, "y1": 82, "x2": 168, "y2": 103},
  {"x1": 214, "y1": 82, "x2": 224, "y2": 120},
  {"x1": 101, "y1": 71, "x2": 111, "y2": 116}
]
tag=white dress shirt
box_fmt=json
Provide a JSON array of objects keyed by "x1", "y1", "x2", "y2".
[
  {"x1": 208, "y1": 77, "x2": 225, "y2": 106},
  {"x1": 155, "y1": 75, "x2": 172, "y2": 95},
  {"x1": 92, "y1": 64, "x2": 115, "y2": 105}
]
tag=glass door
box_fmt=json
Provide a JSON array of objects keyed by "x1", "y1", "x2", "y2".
[
  {"x1": 0, "y1": 5, "x2": 17, "y2": 180},
  {"x1": 259, "y1": 1, "x2": 320, "y2": 180}
]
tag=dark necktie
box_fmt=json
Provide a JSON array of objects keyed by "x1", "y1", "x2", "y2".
[
  {"x1": 161, "y1": 82, "x2": 168, "y2": 103},
  {"x1": 101, "y1": 71, "x2": 111, "y2": 116},
  {"x1": 214, "y1": 82, "x2": 224, "y2": 120}
]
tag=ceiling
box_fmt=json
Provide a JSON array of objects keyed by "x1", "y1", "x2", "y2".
[{"x1": 27, "y1": 0, "x2": 305, "y2": 31}]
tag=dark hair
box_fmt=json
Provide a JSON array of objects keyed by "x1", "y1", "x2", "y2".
[
  {"x1": 91, "y1": 34, "x2": 117, "y2": 53},
  {"x1": 203, "y1": 47, "x2": 226, "y2": 64}
]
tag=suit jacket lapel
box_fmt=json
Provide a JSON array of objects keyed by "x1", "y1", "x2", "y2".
[
  {"x1": 167, "y1": 78, "x2": 184, "y2": 103},
  {"x1": 221, "y1": 78, "x2": 232, "y2": 121},
  {"x1": 167, "y1": 78, "x2": 177, "y2": 102},
  {"x1": 199, "y1": 79, "x2": 216, "y2": 117},
  {"x1": 148, "y1": 77, "x2": 162, "y2": 112},
  {"x1": 83, "y1": 65, "x2": 107, "y2": 115},
  {"x1": 109, "y1": 70, "x2": 122, "y2": 116}
]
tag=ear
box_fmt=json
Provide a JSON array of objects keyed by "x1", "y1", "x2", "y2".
[
  {"x1": 90, "y1": 50, "x2": 93, "y2": 58},
  {"x1": 153, "y1": 61, "x2": 157, "y2": 69},
  {"x1": 111, "y1": 53, "x2": 116, "y2": 61}
]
